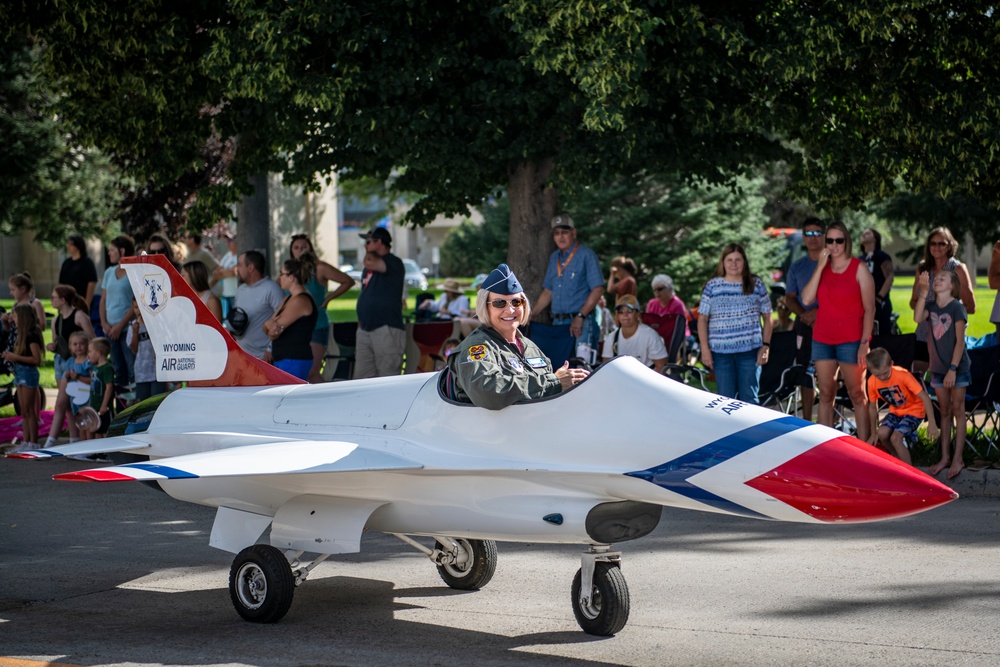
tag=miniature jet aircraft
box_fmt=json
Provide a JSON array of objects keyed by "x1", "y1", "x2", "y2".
[{"x1": 10, "y1": 254, "x2": 956, "y2": 636}]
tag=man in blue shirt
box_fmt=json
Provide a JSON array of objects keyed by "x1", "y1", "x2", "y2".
[
  {"x1": 532, "y1": 214, "x2": 605, "y2": 367},
  {"x1": 355, "y1": 227, "x2": 406, "y2": 378},
  {"x1": 784, "y1": 217, "x2": 824, "y2": 421}
]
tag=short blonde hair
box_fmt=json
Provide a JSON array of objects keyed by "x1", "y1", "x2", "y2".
[{"x1": 475, "y1": 289, "x2": 531, "y2": 327}]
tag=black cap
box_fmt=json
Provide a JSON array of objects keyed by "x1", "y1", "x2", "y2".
[{"x1": 359, "y1": 227, "x2": 392, "y2": 245}]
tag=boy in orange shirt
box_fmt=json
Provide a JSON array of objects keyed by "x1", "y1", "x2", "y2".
[{"x1": 865, "y1": 347, "x2": 939, "y2": 465}]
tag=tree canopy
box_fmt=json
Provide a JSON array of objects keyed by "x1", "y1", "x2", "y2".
[
  {"x1": 6, "y1": 1, "x2": 1000, "y2": 281},
  {"x1": 0, "y1": 37, "x2": 118, "y2": 245}
]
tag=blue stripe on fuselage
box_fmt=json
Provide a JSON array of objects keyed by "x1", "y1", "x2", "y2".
[
  {"x1": 124, "y1": 463, "x2": 199, "y2": 479},
  {"x1": 625, "y1": 415, "x2": 808, "y2": 518}
]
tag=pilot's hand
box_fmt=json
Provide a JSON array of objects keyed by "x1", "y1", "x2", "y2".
[{"x1": 555, "y1": 361, "x2": 589, "y2": 391}]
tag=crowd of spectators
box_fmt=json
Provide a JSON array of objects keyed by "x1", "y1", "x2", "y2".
[{"x1": 3, "y1": 219, "x2": 1000, "y2": 471}]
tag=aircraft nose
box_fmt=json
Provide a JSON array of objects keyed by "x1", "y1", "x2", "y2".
[{"x1": 746, "y1": 435, "x2": 958, "y2": 523}]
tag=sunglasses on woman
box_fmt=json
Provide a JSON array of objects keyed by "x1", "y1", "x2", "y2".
[
  {"x1": 489, "y1": 298, "x2": 525, "y2": 309},
  {"x1": 825, "y1": 237, "x2": 846, "y2": 245}
]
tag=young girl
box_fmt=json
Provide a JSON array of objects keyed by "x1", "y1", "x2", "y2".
[
  {"x1": 65, "y1": 331, "x2": 94, "y2": 440},
  {"x1": 915, "y1": 269, "x2": 972, "y2": 479},
  {"x1": 44, "y1": 285, "x2": 95, "y2": 448},
  {"x1": 3, "y1": 304, "x2": 44, "y2": 451}
]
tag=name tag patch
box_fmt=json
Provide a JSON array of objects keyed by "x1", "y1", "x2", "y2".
[
  {"x1": 525, "y1": 357, "x2": 548, "y2": 369},
  {"x1": 468, "y1": 345, "x2": 488, "y2": 361}
]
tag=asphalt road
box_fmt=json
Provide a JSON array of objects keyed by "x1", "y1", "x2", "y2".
[{"x1": 2, "y1": 456, "x2": 999, "y2": 667}]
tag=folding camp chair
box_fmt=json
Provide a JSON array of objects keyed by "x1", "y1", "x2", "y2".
[
  {"x1": 322, "y1": 322, "x2": 358, "y2": 381},
  {"x1": 411, "y1": 320, "x2": 459, "y2": 373},
  {"x1": 757, "y1": 331, "x2": 807, "y2": 414},
  {"x1": 961, "y1": 343, "x2": 1000, "y2": 459},
  {"x1": 641, "y1": 313, "x2": 687, "y2": 364}
]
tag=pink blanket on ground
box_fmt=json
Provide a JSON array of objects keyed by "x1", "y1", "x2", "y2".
[{"x1": 1, "y1": 410, "x2": 56, "y2": 444}]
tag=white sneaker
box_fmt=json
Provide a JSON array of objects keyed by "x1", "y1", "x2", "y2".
[{"x1": 11, "y1": 441, "x2": 39, "y2": 454}]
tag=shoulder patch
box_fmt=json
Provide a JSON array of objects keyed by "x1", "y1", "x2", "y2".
[{"x1": 467, "y1": 344, "x2": 488, "y2": 361}]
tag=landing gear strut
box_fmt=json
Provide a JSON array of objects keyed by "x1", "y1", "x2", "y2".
[
  {"x1": 571, "y1": 546, "x2": 630, "y2": 636},
  {"x1": 393, "y1": 534, "x2": 498, "y2": 590}
]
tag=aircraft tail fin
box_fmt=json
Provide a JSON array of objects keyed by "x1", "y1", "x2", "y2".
[{"x1": 121, "y1": 254, "x2": 304, "y2": 387}]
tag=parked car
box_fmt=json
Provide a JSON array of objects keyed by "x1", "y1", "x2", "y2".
[
  {"x1": 402, "y1": 259, "x2": 429, "y2": 291},
  {"x1": 342, "y1": 260, "x2": 428, "y2": 291}
]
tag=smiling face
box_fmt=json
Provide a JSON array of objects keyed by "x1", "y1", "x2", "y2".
[
  {"x1": 928, "y1": 233, "x2": 951, "y2": 263},
  {"x1": 723, "y1": 251, "x2": 745, "y2": 279},
  {"x1": 616, "y1": 306, "x2": 639, "y2": 329},
  {"x1": 486, "y1": 291, "x2": 525, "y2": 341}
]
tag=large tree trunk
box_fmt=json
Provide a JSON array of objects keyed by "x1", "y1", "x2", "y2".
[
  {"x1": 507, "y1": 159, "x2": 557, "y2": 318},
  {"x1": 236, "y1": 172, "x2": 272, "y2": 264}
]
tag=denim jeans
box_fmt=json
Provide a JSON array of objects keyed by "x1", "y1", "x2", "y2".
[
  {"x1": 109, "y1": 334, "x2": 135, "y2": 386},
  {"x1": 713, "y1": 350, "x2": 760, "y2": 404}
]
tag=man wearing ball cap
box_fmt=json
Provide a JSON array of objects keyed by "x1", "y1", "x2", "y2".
[
  {"x1": 448, "y1": 263, "x2": 589, "y2": 410},
  {"x1": 531, "y1": 214, "x2": 605, "y2": 367}
]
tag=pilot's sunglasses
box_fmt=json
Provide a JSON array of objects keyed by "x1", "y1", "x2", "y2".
[
  {"x1": 803, "y1": 230, "x2": 823, "y2": 237},
  {"x1": 490, "y1": 298, "x2": 525, "y2": 309},
  {"x1": 825, "y1": 237, "x2": 846, "y2": 245}
]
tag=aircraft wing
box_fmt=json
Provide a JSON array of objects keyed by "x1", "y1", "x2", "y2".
[
  {"x1": 52, "y1": 439, "x2": 423, "y2": 482},
  {"x1": 7, "y1": 437, "x2": 152, "y2": 460}
]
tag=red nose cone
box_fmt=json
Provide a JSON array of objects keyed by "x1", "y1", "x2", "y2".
[{"x1": 747, "y1": 436, "x2": 957, "y2": 522}]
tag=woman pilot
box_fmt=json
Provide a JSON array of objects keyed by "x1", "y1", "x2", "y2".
[{"x1": 449, "y1": 263, "x2": 588, "y2": 409}]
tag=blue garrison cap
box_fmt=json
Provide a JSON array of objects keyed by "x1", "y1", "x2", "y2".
[{"x1": 482, "y1": 263, "x2": 523, "y2": 295}]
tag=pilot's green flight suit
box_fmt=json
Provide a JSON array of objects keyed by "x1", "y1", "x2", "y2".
[{"x1": 449, "y1": 325, "x2": 562, "y2": 410}]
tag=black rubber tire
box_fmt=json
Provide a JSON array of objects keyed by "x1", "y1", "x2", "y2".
[
  {"x1": 571, "y1": 562, "x2": 630, "y2": 636},
  {"x1": 435, "y1": 538, "x2": 497, "y2": 590},
  {"x1": 229, "y1": 544, "x2": 295, "y2": 623}
]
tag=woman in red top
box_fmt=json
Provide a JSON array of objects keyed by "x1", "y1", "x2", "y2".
[{"x1": 801, "y1": 221, "x2": 876, "y2": 441}]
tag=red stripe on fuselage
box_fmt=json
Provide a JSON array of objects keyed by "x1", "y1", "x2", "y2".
[{"x1": 746, "y1": 435, "x2": 957, "y2": 522}]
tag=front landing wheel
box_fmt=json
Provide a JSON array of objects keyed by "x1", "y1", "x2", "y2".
[
  {"x1": 571, "y1": 562, "x2": 630, "y2": 636},
  {"x1": 229, "y1": 545, "x2": 295, "y2": 623},
  {"x1": 435, "y1": 538, "x2": 497, "y2": 590}
]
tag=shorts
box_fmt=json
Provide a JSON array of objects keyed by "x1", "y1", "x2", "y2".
[
  {"x1": 811, "y1": 340, "x2": 860, "y2": 365},
  {"x1": 13, "y1": 364, "x2": 39, "y2": 387},
  {"x1": 929, "y1": 370, "x2": 972, "y2": 389},
  {"x1": 310, "y1": 326, "x2": 329, "y2": 346},
  {"x1": 54, "y1": 354, "x2": 71, "y2": 381},
  {"x1": 275, "y1": 358, "x2": 312, "y2": 381},
  {"x1": 881, "y1": 413, "x2": 923, "y2": 439}
]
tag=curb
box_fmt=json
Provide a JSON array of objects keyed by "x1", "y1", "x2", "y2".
[{"x1": 917, "y1": 466, "x2": 1000, "y2": 498}]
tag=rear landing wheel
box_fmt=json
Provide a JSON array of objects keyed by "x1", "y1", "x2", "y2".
[
  {"x1": 435, "y1": 538, "x2": 497, "y2": 590},
  {"x1": 229, "y1": 545, "x2": 295, "y2": 623},
  {"x1": 571, "y1": 562, "x2": 630, "y2": 636}
]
